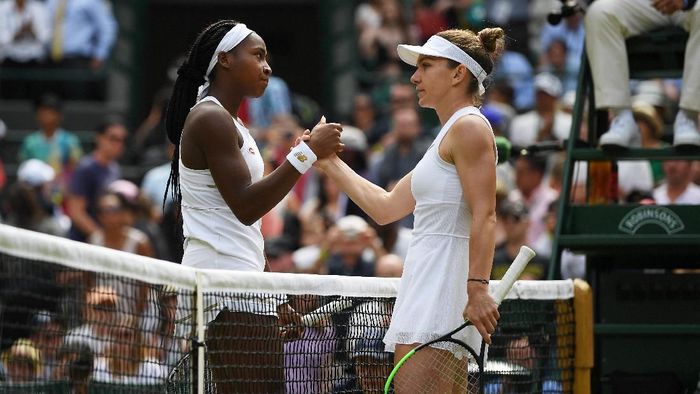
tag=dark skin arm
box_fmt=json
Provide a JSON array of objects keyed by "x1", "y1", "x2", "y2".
[{"x1": 181, "y1": 103, "x2": 342, "y2": 225}]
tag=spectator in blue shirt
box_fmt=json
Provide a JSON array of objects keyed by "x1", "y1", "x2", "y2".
[
  {"x1": 539, "y1": 13, "x2": 584, "y2": 93},
  {"x1": 46, "y1": 0, "x2": 117, "y2": 99},
  {"x1": 491, "y1": 50, "x2": 535, "y2": 112},
  {"x1": 247, "y1": 75, "x2": 293, "y2": 129},
  {"x1": 66, "y1": 118, "x2": 126, "y2": 241}
]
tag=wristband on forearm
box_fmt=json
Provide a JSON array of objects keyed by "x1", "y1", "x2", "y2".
[{"x1": 286, "y1": 141, "x2": 317, "y2": 174}]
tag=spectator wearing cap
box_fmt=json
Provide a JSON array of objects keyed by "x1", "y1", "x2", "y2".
[
  {"x1": 632, "y1": 102, "x2": 668, "y2": 185},
  {"x1": 19, "y1": 93, "x2": 83, "y2": 195},
  {"x1": 66, "y1": 118, "x2": 126, "y2": 241},
  {"x1": 4, "y1": 159, "x2": 67, "y2": 236},
  {"x1": 492, "y1": 199, "x2": 548, "y2": 280},
  {"x1": 296, "y1": 169, "x2": 369, "y2": 251},
  {"x1": 109, "y1": 179, "x2": 171, "y2": 262},
  {"x1": 508, "y1": 72, "x2": 572, "y2": 148},
  {"x1": 632, "y1": 80, "x2": 671, "y2": 124},
  {"x1": 28, "y1": 310, "x2": 63, "y2": 379},
  {"x1": 1, "y1": 338, "x2": 41, "y2": 383},
  {"x1": 313, "y1": 215, "x2": 385, "y2": 276},
  {"x1": 339, "y1": 125, "x2": 369, "y2": 174}
]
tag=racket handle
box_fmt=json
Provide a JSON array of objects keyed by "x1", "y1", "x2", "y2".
[
  {"x1": 301, "y1": 298, "x2": 353, "y2": 326},
  {"x1": 493, "y1": 245, "x2": 536, "y2": 305}
]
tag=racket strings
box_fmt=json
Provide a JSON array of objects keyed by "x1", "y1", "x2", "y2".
[{"x1": 394, "y1": 341, "x2": 481, "y2": 393}]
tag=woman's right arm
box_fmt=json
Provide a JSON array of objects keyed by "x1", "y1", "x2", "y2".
[
  {"x1": 317, "y1": 156, "x2": 415, "y2": 225},
  {"x1": 185, "y1": 106, "x2": 341, "y2": 225}
]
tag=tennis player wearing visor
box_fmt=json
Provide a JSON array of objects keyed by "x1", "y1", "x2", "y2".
[{"x1": 316, "y1": 27, "x2": 505, "y2": 392}]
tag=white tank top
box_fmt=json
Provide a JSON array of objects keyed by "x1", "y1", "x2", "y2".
[{"x1": 179, "y1": 96, "x2": 266, "y2": 271}]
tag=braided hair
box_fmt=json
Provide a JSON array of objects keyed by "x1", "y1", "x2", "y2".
[{"x1": 164, "y1": 20, "x2": 240, "y2": 211}]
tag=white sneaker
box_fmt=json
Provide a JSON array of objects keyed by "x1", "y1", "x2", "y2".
[
  {"x1": 599, "y1": 110, "x2": 640, "y2": 149},
  {"x1": 673, "y1": 110, "x2": 700, "y2": 147}
]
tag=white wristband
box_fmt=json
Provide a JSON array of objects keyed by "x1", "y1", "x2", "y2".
[{"x1": 286, "y1": 141, "x2": 317, "y2": 174}]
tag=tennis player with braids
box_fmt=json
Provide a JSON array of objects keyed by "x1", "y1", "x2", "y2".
[
  {"x1": 316, "y1": 27, "x2": 505, "y2": 391},
  {"x1": 165, "y1": 20, "x2": 342, "y2": 393}
]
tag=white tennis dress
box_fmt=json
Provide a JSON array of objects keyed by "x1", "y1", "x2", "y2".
[
  {"x1": 178, "y1": 96, "x2": 278, "y2": 321},
  {"x1": 180, "y1": 95, "x2": 265, "y2": 272},
  {"x1": 383, "y1": 106, "x2": 496, "y2": 358}
]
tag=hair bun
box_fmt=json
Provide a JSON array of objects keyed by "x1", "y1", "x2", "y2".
[{"x1": 477, "y1": 27, "x2": 505, "y2": 58}]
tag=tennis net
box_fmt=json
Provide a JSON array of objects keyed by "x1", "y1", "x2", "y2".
[{"x1": 0, "y1": 224, "x2": 587, "y2": 393}]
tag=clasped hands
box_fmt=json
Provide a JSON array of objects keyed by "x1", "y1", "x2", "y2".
[{"x1": 295, "y1": 116, "x2": 344, "y2": 164}]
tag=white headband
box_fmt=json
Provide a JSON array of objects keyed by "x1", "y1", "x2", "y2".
[
  {"x1": 197, "y1": 24, "x2": 254, "y2": 100},
  {"x1": 397, "y1": 35, "x2": 487, "y2": 95}
]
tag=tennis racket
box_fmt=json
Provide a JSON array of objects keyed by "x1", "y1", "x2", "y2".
[
  {"x1": 301, "y1": 297, "x2": 354, "y2": 326},
  {"x1": 384, "y1": 245, "x2": 536, "y2": 394},
  {"x1": 279, "y1": 296, "x2": 355, "y2": 338}
]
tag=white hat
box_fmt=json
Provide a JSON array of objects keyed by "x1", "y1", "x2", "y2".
[
  {"x1": 561, "y1": 90, "x2": 576, "y2": 111},
  {"x1": 17, "y1": 159, "x2": 55, "y2": 186},
  {"x1": 108, "y1": 179, "x2": 140, "y2": 202},
  {"x1": 397, "y1": 35, "x2": 487, "y2": 95},
  {"x1": 292, "y1": 245, "x2": 321, "y2": 271},
  {"x1": 632, "y1": 81, "x2": 666, "y2": 107},
  {"x1": 336, "y1": 215, "x2": 368, "y2": 240},
  {"x1": 534, "y1": 72, "x2": 563, "y2": 98},
  {"x1": 340, "y1": 125, "x2": 368, "y2": 151}
]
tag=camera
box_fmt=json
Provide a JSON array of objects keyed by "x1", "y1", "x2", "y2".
[{"x1": 547, "y1": 0, "x2": 586, "y2": 25}]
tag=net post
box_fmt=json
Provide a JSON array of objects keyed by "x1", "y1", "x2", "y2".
[
  {"x1": 195, "y1": 271, "x2": 205, "y2": 394},
  {"x1": 573, "y1": 279, "x2": 593, "y2": 394}
]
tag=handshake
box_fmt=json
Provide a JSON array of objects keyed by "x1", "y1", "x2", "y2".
[
  {"x1": 288, "y1": 117, "x2": 516, "y2": 174},
  {"x1": 286, "y1": 116, "x2": 344, "y2": 174}
]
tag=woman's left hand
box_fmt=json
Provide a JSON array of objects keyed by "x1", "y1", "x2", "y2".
[{"x1": 464, "y1": 284, "x2": 500, "y2": 345}]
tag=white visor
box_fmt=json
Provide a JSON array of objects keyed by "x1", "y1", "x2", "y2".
[{"x1": 397, "y1": 35, "x2": 487, "y2": 95}]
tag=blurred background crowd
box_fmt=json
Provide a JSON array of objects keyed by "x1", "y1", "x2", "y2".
[{"x1": 0, "y1": 0, "x2": 698, "y2": 386}]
